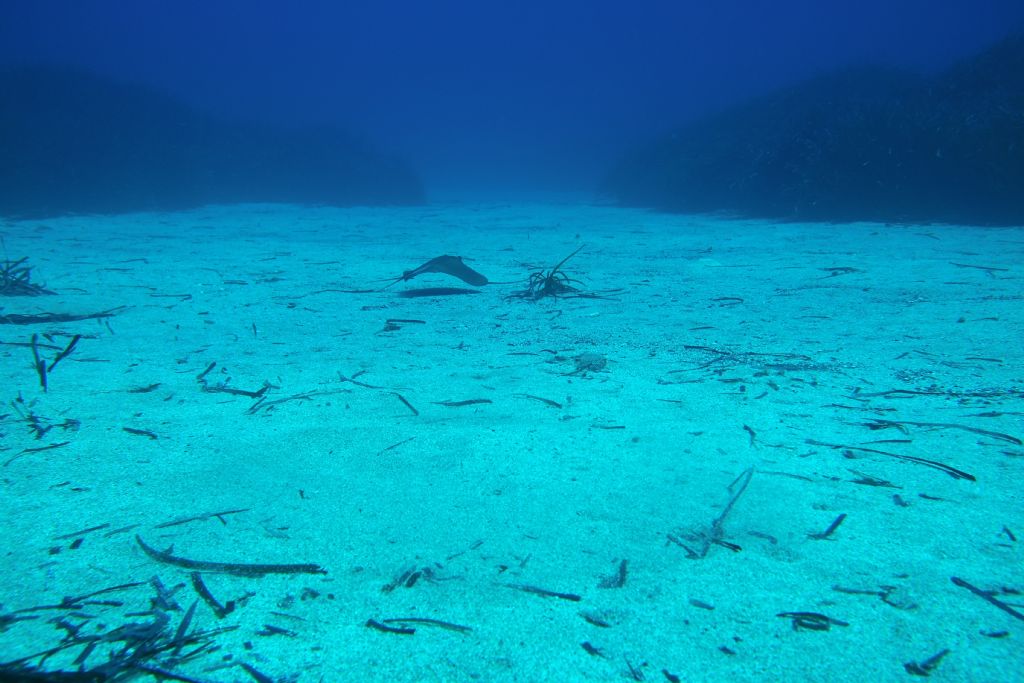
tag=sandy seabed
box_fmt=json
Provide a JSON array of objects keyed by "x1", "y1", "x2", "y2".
[{"x1": 1, "y1": 203, "x2": 1021, "y2": 682}]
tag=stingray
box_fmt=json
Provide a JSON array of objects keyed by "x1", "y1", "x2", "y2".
[{"x1": 381, "y1": 255, "x2": 488, "y2": 290}]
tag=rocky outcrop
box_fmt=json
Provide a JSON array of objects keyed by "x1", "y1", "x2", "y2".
[
  {"x1": 0, "y1": 66, "x2": 424, "y2": 217},
  {"x1": 604, "y1": 33, "x2": 1024, "y2": 225}
]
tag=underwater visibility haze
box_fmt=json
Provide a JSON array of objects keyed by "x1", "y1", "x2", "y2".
[{"x1": 1, "y1": 2, "x2": 1023, "y2": 681}]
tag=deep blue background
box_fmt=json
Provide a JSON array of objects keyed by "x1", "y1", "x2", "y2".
[{"x1": 3, "y1": 0, "x2": 1023, "y2": 200}]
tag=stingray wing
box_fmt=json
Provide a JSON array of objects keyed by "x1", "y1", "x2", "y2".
[{"x1": 402, "y1": 255, "x2": 488, "y2": 286}]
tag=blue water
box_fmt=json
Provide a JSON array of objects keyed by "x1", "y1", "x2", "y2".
[{"x1": 2, "y1": 1, "x2": 1023, "y2": 213}]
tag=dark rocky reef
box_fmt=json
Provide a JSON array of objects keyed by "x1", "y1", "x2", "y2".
[
  {"x1": 0, "y1": 66, "x2": 424, "y2": 217},
  {"x1": 603, "y1": 33, "x2": 1024, "y2": 225}
]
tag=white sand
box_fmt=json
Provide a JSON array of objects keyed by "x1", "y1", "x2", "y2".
[{"x1": 1, "y1": 203, "x2": 1021, "y2": 681}]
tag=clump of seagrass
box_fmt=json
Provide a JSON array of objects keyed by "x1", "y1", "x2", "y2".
[
  {"x1": 0, "y1": 593, "x2": 238, "y2": 681},
  {"x1": 507, "y1": 245, "x2": 619, "y2": 301},
  {"x1": 1, "y1": 257, "x2": 55, "y2": 297}
]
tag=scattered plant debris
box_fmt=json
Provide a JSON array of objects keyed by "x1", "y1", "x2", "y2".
[{"x1": 0, "y1": 257, "x2": 55, "y2": 297}]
